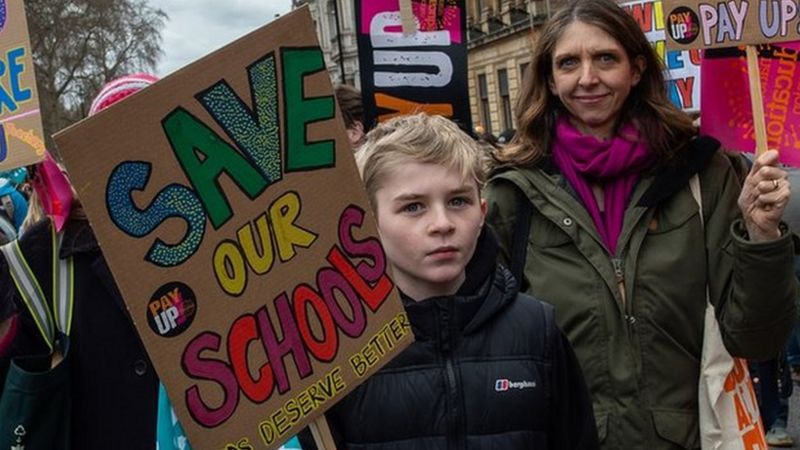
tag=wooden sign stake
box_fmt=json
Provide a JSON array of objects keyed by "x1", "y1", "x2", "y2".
[
  {"x1": 310, "y1": 416, "x2": 338, "y2": 450},
  {"x1": 399, "y1": 0, "x2": 417, "y2": 36},
  {"x1": 745, "y1": 45, "x2": 768, "y2": 156}
]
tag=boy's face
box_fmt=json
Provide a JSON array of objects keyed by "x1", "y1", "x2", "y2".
[{"x1": 374, "y1": 161, "x2": 486, "y2": 300}]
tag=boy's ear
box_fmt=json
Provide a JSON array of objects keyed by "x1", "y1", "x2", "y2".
[{"x1": 480, "y1": 198, "x2": 487, "y2": 227}]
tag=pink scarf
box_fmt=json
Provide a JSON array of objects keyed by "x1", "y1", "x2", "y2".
[{"x1": 551, "y1": 118, "x2": 652, "y2": 255}]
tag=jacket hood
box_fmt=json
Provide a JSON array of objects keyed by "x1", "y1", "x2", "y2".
[{"x1": 401, "y1": 228, "x2": 519, "y2": 340}]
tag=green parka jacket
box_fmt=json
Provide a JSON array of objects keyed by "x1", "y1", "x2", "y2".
[{"x1": 484, "y1": 138, "x2": 796, "y2": 450}]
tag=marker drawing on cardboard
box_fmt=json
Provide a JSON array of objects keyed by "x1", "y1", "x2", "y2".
[
  {"x1": 54, "y1": 8, "x2": 412, "y2": 450},
  {"x1": 0, "y1": 0, "x2": 45, "y2": 170}
]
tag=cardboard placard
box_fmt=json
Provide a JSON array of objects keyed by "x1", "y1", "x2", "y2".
[
  {"x1": 620, "y1": 0, "x2": 701, "y2": 111},
  {"x1": 356, "y1": 0, "x2": 471, "y2": 130},
  {"x1": 663, "y1": 0, "x2": 800, "y2": 50},
  {"x1": 53, "y1": 8, "x2": 412, "y2": 450},
  {"x1": 0, "y1": 0, "x2": 45, "y2": 170}
]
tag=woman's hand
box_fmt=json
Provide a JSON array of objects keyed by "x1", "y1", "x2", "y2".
[{"x1": 738, "y1": 150, "x2": 790, "y2": 242}]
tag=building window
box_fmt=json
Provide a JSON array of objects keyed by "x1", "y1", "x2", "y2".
[
  {"x1": 498, "y1": 68, "x2": 512, "y2": 131},
  {"x1": 327, "y1": 0, "x2": 338, "y2": 42},
  {"x1": 478, "y1": 73, "x2": 492, "y2": 134}
]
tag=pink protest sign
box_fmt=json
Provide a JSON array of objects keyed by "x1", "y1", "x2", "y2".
[
  {"x1": 619, "y1": 0, "x2": 701, "y2": 112},
  {"x1": 701, "y1": 43, "x2": 800, "y2": 166}
]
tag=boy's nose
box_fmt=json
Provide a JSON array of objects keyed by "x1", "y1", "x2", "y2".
[{"x1": 428, "y1": 208, "x2": 455, "y2": 234}]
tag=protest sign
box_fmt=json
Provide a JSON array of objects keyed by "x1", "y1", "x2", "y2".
[
  {"x1": 53, "y1": 8, "x2": 412, "y2": 450},
  {"x1": 0, "y1": 0, "x2": 45, "y2": 170},
  {"x1": 620, "y1": 0, "x2": 701, "y2": 111},
  {"x1": 701, "y1": 43, "x2": 800, "y2": 165},
  {"x1": 356, "y1": 0, "x2": 471, "y2": 130},
  {"x1": 663, "y1": 0, "x2": 800, "y2": 50},
  {"x1": 662, "y1": 0, "x2": 794, "y2": 154}
]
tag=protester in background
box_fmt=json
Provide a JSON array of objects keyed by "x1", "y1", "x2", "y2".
[
  {"x1": 484, "y1": 1, "x2": 796, "y2": 448},
  {"x1": 0, "y1": 177, "x2": 27, "y2": 231},
  {"x1": 302, "y1": 113, "x2": 598, "y2": 449},
  {"x1": 497, "y1": 128, "x2": 516, "y2": 146},
  {"x1": 750, "y1": 353, "x2": 794, "y2": 447},
  {"x1": 0, "y1": 73, "x2": 159, "y2": 450},
  {"x1": 0, "y1": 167, "x2": 30, "y2": 201},
  {"x1": 478, "y1": 131, "x2": 499, "y2": 149},
  {"x1": 334, "y1": 84, "x2": 366, "y2": 149}
]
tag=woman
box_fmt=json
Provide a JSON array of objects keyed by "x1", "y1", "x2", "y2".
[{"x1": 484, "y1": 0, "x2": 796, "y2": 448}]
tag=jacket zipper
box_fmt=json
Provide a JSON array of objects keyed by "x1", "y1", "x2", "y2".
[
  {"x1": 612, "y1": 257, "x2": 637, "y2": 334},
  {"x1": 440, "y1": 302, "x2": 463, "y2": 450},
  {"x1": 611, "y1": 257, "x2": 626, "y2": 306}
]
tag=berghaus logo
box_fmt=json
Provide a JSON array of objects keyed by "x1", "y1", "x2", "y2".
[{"x1": 495, "y1": 379, "x2": 536, "y2": 392}]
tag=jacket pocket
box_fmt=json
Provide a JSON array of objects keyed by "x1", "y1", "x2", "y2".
[{"x1": 651, "y1": 408, "x2": 700, "y2": 449}]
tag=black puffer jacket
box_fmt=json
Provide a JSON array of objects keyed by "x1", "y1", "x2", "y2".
[{"x1": 308, "y1": 230, "x2": 598, "y2": 450}]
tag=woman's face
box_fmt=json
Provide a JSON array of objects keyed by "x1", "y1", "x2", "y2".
[{"x1": 549, "y1": 21, "x2": 644, "y2": 139}]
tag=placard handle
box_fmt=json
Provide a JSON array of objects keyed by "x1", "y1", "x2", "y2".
[
  {"x1": 746, "y1": 45, "x2": 768, "y2": 156},
  {"x1": 310, "y1": 416, "x2": 337, "y2": 450},
  {"x1": 400, "y1": 0, "x2": 417, "y2": 35}
]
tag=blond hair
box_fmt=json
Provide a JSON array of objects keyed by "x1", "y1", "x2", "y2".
[
  {"x1": 19, "y1": 188, "x2": 46, "y2": 234},
  {"x1": 355, "y1": 113, "x2": 487, "y2": 207}
]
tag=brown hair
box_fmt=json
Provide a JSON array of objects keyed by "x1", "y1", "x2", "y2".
[
  {"x1": 496, "y1": 0, "x2": 696, "y2": 168},
  {"x1": 334, "y1": 84, "x2": 364, "y2": 130}
]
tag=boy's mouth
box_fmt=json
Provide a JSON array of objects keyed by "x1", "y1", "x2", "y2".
[{"x1": 428, "y1": 246, "x2": 459, "y2": 257}]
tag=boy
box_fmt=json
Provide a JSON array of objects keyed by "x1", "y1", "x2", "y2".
[{"x1": 305, "y1": 113, "x2": 598, "y2": 449}]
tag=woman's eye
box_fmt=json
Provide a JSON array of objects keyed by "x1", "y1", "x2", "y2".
[
  {"x1": 598, "y1": 54, "x2": 616, "y2": 63},
  {"x1": 558, "y1": 58, "x2": 577, "y2": 69}
]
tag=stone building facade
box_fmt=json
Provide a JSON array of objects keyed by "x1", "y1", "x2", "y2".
[
  {"x1": 467, "y1": 0, "x2": 554, "y2": 135},
  {"x1": 293, "y1": 0, "x2": 361, "y2": 87}
]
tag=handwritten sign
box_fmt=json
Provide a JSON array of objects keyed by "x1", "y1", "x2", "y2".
[
  {"x1": 620, "y1": 0, "x2": 701, "y2": 111},
  {"x1": 663, "y1": 0, "x2": 800, "y2": 49},
  {"x1": 355, "y1": 0, "x2": 471, "y2": 129},
  {"x1": 0, "y1": 0, "x2": 44, "y2": 170},
  {"x1": 53, "y1": 8, "x2": 411, "y2": 450}
]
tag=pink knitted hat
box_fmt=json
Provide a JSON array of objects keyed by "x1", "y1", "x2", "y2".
[
  {"x1": 36, "y1": 73, "x2": 158, "y2": 231},
  {"x1": 88, "y1": 73, "x2": 158, "y2": 116}
]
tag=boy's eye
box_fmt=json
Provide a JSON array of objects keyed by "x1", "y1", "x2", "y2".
[
  {"x1": 401, "y1": 202, "x2": 423, "y2": 213},
  {"x1": 449, "y1": 196, "x2": 471, "y2": 208}
]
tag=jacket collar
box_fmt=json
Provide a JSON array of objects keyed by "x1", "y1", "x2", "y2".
[
  {"x1": 400, "y1": 229, "x2": 517, "y2": 340},
  {"x1": 59, "y1": 217, "x2": 99, "y2": 258},
  {"x1": 636, "y1": 136, "x2": 720, "y2": 207}
]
